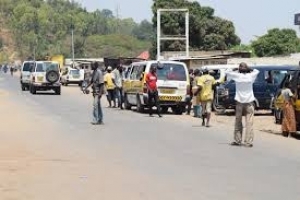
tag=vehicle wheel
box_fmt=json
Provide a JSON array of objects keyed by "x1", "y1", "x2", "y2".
[
  {"x1": 274, "y1": 109, "x2": 282, "y2": 124},
  {"x1": 124, "y1": 94, "x2": 132, "y2": 110},
  {"x1": 160, "y1": 106, "x2": 169, "y2": 113},
  {"x1": 21, "y1": 84, "x2": 25, "y2": 91},
  {"x1": 136, "y1": 95, "x2": 144, "y2": 113},
  {"x1": 282, "y1": 132, "x2": 289, "y2": 137},
  {"x1": 213, "y1": 98, "x2": 226, "y2": 115},
  {"x1": 46, "y1": 70, "x2": 59, "y2": 83},
  {"x1": 172, "y1": 106, "x2": 184, "y2": 115},
  {"x1": 55, "y1": 87, "x2": 61, "y2": 95},
  {"x1": 31, "y1": 86, "x2": 36, "y2": 94}
]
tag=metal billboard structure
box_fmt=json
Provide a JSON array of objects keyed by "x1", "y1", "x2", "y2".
[
  {"x1": 294, "y1": 13, "x2": 300, "y2": 26},
  {"x1": 157, "y1": 8, "x2": 189, "y2": 60}
]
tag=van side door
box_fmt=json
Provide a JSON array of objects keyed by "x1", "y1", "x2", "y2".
[{"x1": 252, "y1": 69, "x2": 266, "y2": 108}]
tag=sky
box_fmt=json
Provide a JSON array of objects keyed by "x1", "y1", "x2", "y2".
[{"x1": 80, "y1": 0, "x2": 300, "y2": 44}]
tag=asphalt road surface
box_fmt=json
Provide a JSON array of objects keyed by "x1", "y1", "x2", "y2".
[{"x1": 1, "y1": 72, "x2": 300, "y2": 200}]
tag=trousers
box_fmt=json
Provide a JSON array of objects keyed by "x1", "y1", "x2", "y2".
[
  {"x1": 93, "y1": 94, "x2": 103, "y2": 123},
  {"x1": 234, "y1": 102, "x2": 254, "y2": 144},
  {"x1": 148, "y1": 91, "x2": 161, "y2": 115}
]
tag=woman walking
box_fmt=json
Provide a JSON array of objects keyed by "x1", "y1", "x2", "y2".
[{"x1": 281, "y1": 82, "x2": 297, "y2": 137}]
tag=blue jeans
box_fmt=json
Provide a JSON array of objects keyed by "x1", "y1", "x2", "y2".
[
  {"x1": 93, "y1": 94, "x2": 103, "y2": 123},
  {"x1": 115, "y1": 87, "x2": 123, "y2": 108}
]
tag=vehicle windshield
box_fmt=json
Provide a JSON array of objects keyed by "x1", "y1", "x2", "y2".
[
  {"x1": 36, "y1": 62, "x2": 59, "y2": 72},
  {"x1": 23, "y1": 62, "x2": 34, "y2": 72},
  {"x1": 152, "y1": 63, "x2": 187, "y2": 81},
  {"x1": 70, "y1": 70, "x2": 80, "y2": 75}
]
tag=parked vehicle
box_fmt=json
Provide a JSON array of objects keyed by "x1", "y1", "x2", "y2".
[
  {"x1": 61, "y1": 67, "x2": 84, "y2": 86},
  {"x1": 274, "y1": 68, "x2": 300, "y2": 132},
  {"x1": 20, "y1": 61, "x2": 35, "y2": 91},
  {"x1": 123, "y1": 60, "x2": 190, "y2": 114},
  {"x1": 215, "y1": 65, "x2": 297, "y2": 114},
  {"x1": 28, "y1": 61, "x2": 61, "y2": 95},
  {"x1": 199, "y1": 64, "x2": 238, "y2": 84}
]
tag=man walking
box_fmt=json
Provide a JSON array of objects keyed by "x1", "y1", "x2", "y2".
[
  {"x1": 146, "y1": 65, "x2": 162, "y2": 117},
  {"x1": 104, "y1": 66, "x2": 116, "y2": 108},
  {"x1": 84, "y1": 62, "x2": 105, "y2": 125},
  {"x1": 225, "y1": 62, "x2": 259, "y2": 147},
  {"x1": 196, "y1": 68, "x2": 216, "y2": 127},
  {"x1": 112, "y1": 64, "x2": 124, "y2": 109}
]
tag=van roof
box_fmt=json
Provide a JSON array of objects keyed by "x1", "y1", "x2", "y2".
[
  {"x1": 200, "y1": 64, "x2": 239, "y2": 70},
  {"x1": 131, "y1": 60, "x2": 186, "y2": 66}
]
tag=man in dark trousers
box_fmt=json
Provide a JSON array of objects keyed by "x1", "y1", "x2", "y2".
[
  {"x1": 84, "y1": 62, "x2": 105, "y2": 125},
  {"x1": 146, "y1": 65, "x2": 162, "y2": 118}
]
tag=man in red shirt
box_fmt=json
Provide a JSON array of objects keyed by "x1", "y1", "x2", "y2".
[{"x1": 146, "y1": 65, "x2": 162, "y2": 117}]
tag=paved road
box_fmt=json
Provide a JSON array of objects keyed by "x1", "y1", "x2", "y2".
[{"x1": 1, "y1": 72, "x2": 300, "y2": 200}]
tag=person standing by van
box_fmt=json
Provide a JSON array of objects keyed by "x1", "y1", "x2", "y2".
[
  {"x1": 104, "y1": 66, "x2": 116, "y2": 108},
  {"x1": 186, "y1": 69, "x2": 194, "y2": 115},
  {"x1": 146, "y1": 65, "x2": 162, "y2": 117},
  {"x1": 225, "y1": 62, "x2": 259, "y2": 147},
  {"x1": 281, "y1": 82, "x2": 297, "y2": 137},
  {"x1": 112, "y1": 65, "x2": 124, "y2": 109},
  {"x1": 192, "y1": 69, "x2": 202, "y2": 118},
  {"x1": 196, "y1": 68, "x2": 216, "y2": 127}
]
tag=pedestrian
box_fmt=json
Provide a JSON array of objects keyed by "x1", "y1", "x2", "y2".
[
  {"x1": 281, "y1": 81, "x2": 297, "y2": 137},
  {"x1": 112, "y1": 64, "x2": 124, "y2": 109},
  {"x1": 10, "y1": 66, "x2": 14, "y2": 76},
  {"x1": 186, "y1": 69, "x2": 194, "y2": 115},
  {"x1": 104, "y1": 66, "x2": 116, "y2": 108},
  {"x1": 225, "y1": 62, "x2": 259, "y2": 147},
  {"x1": 191, "y1": 69, "x2": 202, "y2": 118},
  {"x1": 84, "y1": 62, "x2": 105, "y2": 125},
  {"x1": 196, "y1": 68, "x2": 217, "y2": 127},
  {"x1": 146, "y1": 65, "x2": 162, "y2": 117}
]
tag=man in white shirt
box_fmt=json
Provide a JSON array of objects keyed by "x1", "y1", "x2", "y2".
[
  {"x1": 112, "y1": 65, "x2": 124, "y2": 109},
  {"x1": 225, "y1": 62, "x2": 259, "y2": 147}
]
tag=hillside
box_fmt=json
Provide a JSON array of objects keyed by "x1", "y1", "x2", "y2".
[{"x1": 0, "y1": 0, "x2": 154, "y2": 62}]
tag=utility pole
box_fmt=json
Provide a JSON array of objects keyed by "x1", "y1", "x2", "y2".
[
  {"x1": 71, "y1": 23, "x2": 75, "y2": 66},
  {"x1": 115, "y1": 3, "x2": 120, "y2": 34}
]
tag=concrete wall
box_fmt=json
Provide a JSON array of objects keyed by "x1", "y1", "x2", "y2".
[{"x1": 227, "y1": 57, "x2": 300, "y2": 66}]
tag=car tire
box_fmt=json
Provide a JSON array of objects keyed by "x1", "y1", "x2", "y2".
[
  {"x1": 213, "y1": 97, "x2": 226, "y2": 115},
  {"x1": 172, "y1": 106, "x2": 184, "y2": 115},
  {"x1": 46, "y1": 70, "x2": 59, "y2": 83},
  {"x1": 55, "y1": 87, "x2": 61, "y2": 95},
  {"x1": 124, "y1": 94, "x2": 132, "y2": 110},
  {"x1": 31, "y1": 86, "x2": 36, "y2": 94},
  {"x1": 136, "y1": 95, "x2": 144, "y2": 113},
  {"x1": 160, "y1": 106, "x2": 169, "y2": 113},
  {"x1": 274, "y1": 109, "x2": 282, "y2": 124},
  {"x1": 21, "y1": 84, "x2": 25, "y2": 91}
]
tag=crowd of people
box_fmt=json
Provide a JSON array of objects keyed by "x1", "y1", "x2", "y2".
[{"x1": 82, "y1": 61, "x2": 299, "y2": 148}]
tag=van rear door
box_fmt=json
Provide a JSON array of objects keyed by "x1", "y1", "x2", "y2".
[{"x1": 155, "y1": 62, "x2": 188, "y2": 102}]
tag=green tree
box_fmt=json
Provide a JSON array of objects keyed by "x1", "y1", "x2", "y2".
[{"x1": 251, "y1": 28, "x2": 300, "y2": 57}]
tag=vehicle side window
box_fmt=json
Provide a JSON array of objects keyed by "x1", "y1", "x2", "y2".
[
  {"x1": 62, "y1": 70, "x2": 68, "y2": 76},
  {"x1": 265, "y1": 70, "x2": 287, "y2": 84},
  {"x1": 130, "y1": 65, "x2": 138, "y2": 80},
  {"x1": 130, "y1": 65, "x2": 146, "y2": 80}
]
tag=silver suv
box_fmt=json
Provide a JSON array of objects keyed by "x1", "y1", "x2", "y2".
[{"x1": 28, "y1": 61, "x2": 61, "y2": 95}]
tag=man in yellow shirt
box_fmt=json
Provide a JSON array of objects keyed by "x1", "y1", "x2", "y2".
[
  {"x1": 196, "y1": 68, "x2": 216, "y2": 127},
  {"x1": 104, "y1": 66, "x2": 116, "y2": 107}
]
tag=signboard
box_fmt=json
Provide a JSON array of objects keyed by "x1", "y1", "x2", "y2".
[{"x1": 294, "y1": 13, "x2": 300, "y2": 25}]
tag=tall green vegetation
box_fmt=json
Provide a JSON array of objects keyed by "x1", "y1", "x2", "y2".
[{"x1": 0, "y1": 0, "x2": 154, "y2": 60}]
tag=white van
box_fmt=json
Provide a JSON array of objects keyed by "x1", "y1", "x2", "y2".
[
  {"x1": 123, "y1": 60, "x2": 190, "y2": 114},
  {"x1": 20, "y1": 61, "x2": 35, "y2": 91},
  {"x1": 61, "y1": 67, "x2": 84, "y2": 86}
]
